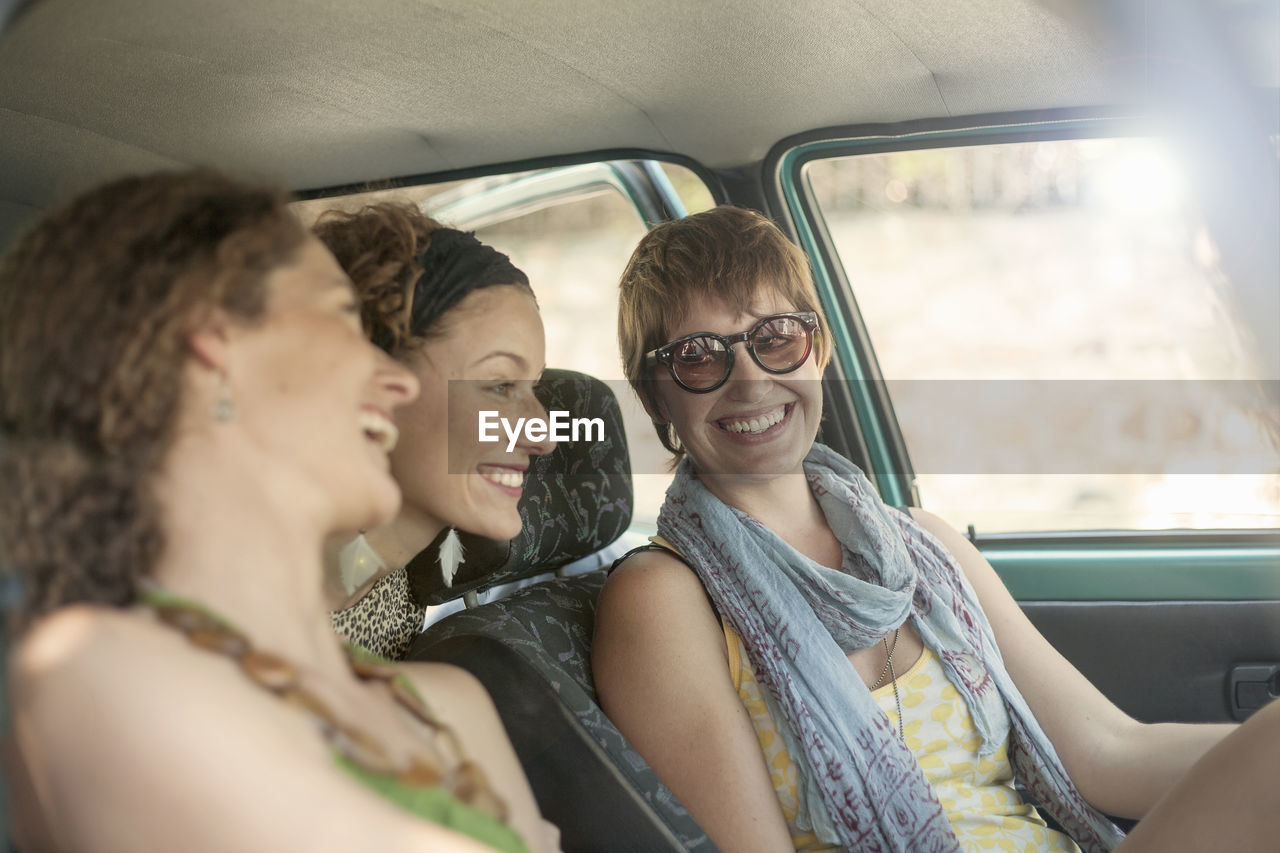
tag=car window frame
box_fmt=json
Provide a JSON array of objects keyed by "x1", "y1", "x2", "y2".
[
  {"x1": 295, "y1": 149, "x2": 726, "y2": 212},
  {"x1": 763, "y1": 107, "x2": 1280, "y2": 601}
]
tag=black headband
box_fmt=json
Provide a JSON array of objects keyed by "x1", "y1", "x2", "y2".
[{"x1": 375, "y1": 228, "x2": 528, "y2": 351}]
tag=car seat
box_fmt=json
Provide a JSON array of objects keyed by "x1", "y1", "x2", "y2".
[{"x1": 405, "y1": 368, "x2": 716, "y2": 853}]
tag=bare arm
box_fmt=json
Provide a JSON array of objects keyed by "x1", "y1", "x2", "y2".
[
  {"x1": 400, "y1": 661, "x2": 560, "y2": 853},
  {"x1": 1117, "y1": 697, "x2": 1280, "y2": 852},
  {"x1": 10, "y1": 607, "x2": 512, "y2": 853},
  {"x1": 909, "y1": 508, "x2": 1234, "y2": 819},
  {"x1": 592, "y1": 552, "x2": 795, "y2": 853}
]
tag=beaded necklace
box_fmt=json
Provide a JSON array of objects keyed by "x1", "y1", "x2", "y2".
[{"x1": 143, "y1": 590, "x2": 507, "y2": 820}]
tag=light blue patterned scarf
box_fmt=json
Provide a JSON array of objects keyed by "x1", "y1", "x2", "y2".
[{"x1": 656, "y1": 443, "x2": 1122, "y2": 852}]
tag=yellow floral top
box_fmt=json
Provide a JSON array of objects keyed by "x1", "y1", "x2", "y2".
[{"x1": 726, "y1": 623, "x2": 1080, "y2": 852}]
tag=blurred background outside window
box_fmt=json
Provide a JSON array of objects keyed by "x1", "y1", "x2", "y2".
[{"x1": 807, "y1": 138, "x2": 1280, "y2": 533}]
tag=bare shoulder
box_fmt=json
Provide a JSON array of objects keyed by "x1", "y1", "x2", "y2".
[
  {"x1": 594, "y1": 547, "x2": 728, "y2": 675},
  {"x1": 12, "y1": 605, "x2": 191, "y2": 703},
  {"x1": 15, "y1": 604, "x2": 153, "y2": 664},
  {"x1": 906, "y1": 506, "x2": 1006, "y2": 594},
  {"x1": 10, "y1": 608, "x2": 294, "y2": 850},
  {"x1": 11, "y1": 608, "x2": 510, "y2": 853},
  {"x1": 905, "y1": 506, "x2": 967, "y2": 551},
  {"x1": 593, "y1": 546, "x2": 729, "y2": 702},
  {"x1": 597, "y1": 547, "x2": 715, "y2": 627},
  {"x1": 10, "y1": 604, "x2": 287, "y2": 768},
  {"x1": 592, "y1": 552, "x2": 794, "y2": 851}
]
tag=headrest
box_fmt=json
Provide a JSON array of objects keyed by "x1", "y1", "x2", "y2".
[{"x1": 407, "y1": 369, "x2": 633, "y2": 606}]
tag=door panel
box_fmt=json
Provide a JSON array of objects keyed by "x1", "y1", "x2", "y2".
[{"x1": 1022, "y1": 600, "x2": 1280, "y2": 723}]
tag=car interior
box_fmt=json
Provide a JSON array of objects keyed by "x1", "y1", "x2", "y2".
[{"x1": 1, "y1": 0, "x2": 1278, "y2": 850}]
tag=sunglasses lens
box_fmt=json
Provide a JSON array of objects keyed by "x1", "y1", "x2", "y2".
[
  {"x1": 750, "y1": 316, "x2": 812, "y2": 371},
  {"x1": 671, "y1": 336, "x2": 730, "y2": 389}
]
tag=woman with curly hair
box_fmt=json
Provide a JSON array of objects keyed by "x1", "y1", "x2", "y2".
[
  {"x1": 0, "y1": 170, "x2": 557, "y2": 853},
  {"x1": 314, "y1": 203, "x2": 553, "y2": 659}
]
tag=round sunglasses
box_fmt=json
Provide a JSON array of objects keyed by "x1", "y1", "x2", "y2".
[{"x1": 645, "y1": 311, "x2": 820, "y2": 393}]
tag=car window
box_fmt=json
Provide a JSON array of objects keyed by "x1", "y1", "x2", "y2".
[
  {"x1": 806, "y1": 137, "x2": 1280, "y2": 534},
  {"x1": 294, "y1": 161, "x2": 715, "y2": 535}
]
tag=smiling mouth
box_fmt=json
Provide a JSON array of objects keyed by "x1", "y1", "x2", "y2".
[
  {"x1": 716, "y1": 404, "x2": 790, "y2": 435},
  {"x1": 358, "y1": 410, "x2": 399, "y2": 453},
  {"x1": 478, "y1": 466, "x2": 525, "y2": 488}
]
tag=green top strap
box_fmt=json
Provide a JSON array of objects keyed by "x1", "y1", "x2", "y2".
[{"x1": 334, "y1": 755, "x2": 532, "y2": 853}]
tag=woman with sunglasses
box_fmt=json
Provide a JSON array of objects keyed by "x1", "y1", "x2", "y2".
[
  {"x1": 1, "y1": 171, "x2": 556, "y2": 853},
  {"x1": 593, "y1": 205, "x2": 1233, "y2": 853}
]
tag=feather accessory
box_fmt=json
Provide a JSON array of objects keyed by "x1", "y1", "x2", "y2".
[{"x1": 438, "y1": 527, "x2": 465, "y2": 587}]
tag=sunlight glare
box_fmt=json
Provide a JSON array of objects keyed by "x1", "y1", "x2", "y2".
[{"x1": 1092, "y1": 142, "x2": 1188, "y2": 217}]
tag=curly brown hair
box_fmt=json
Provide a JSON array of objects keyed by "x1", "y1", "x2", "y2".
[
  {"x1": 312, "y1": 203, "x2": 447, "y2": 353},
  {"x1": 312, "y1": 202, "x2": 532, "y2": 354},
  {"x1": 0, "y1": 170, "x2": 306, "y2": 632}
]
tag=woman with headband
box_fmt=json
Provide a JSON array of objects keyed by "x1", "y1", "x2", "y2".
[
  {"x1": 1, "y1": 171, "x2": 557, "y2": 852},
  {"x1": 315, "y1": 204, "x2": 554, "y2": 660}
]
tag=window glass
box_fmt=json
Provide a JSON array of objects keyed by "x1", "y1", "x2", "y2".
[
  {"x1": 295, "y1": 162, "x2": 712, "y2": 534},
  {"x1": 660, "y1": 162, "x2": 717, "y2": 214},
  {"x1": 806, "y1": 138, "x2": 1280, "y2": 533}
]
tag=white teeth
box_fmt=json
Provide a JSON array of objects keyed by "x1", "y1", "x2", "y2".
[
  {"x1": 358, "y1": 411, "x2": 399, "y2": 453},
  {"x1": 480, "y1": 468, "x2": 524, "y2": 488},
  {"x1": 721, "y1": 407, "x2": 785, "y2": 435}
]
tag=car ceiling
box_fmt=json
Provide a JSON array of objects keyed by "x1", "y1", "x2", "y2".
[{"x1": 0, "y1": 0, "x2": 1274, "y2": 251}]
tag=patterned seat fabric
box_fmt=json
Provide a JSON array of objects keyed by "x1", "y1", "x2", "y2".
[{"x1": 406, "y1": 369, "x2": 714, "y2": 853}]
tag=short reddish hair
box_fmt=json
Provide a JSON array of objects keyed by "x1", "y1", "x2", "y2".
[{"x1": 618, "y1": 205, "x2": 832, "y2": 460}]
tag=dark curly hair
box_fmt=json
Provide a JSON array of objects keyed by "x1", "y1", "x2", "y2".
[
  {"x1": 0, "y1": 170, "x2": 306, "y2": 632},
  {"x1": 312, "y1": 202, "x2": 531, "y2": 354}
]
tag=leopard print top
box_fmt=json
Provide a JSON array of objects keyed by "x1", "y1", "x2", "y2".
[{"x1": 330, "y1": 565, "x2": 426, "y2": 660}]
